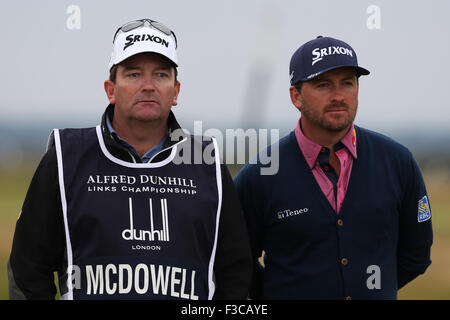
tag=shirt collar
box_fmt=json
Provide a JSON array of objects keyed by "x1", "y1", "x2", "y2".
[
  {"x1": 294, "y1": 117, "x2": 358, "y2": 169},
  {"x1": 340, "y1": 124, "x2": 358, "y2": 159}
]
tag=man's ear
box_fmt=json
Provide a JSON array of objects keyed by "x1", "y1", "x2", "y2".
[
  {"x1": 104, "y1": 80, "x2": 116, "y2": 104},
  {"x1": 172, "y1": 81, "x2": 181, "y2": 107},
  {"x1": 289, "y1": 86, "x2": 302, "y2": 111}
]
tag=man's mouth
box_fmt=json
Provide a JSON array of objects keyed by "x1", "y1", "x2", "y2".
[
  {"x1": 136, "y1": 99, "x2": 158, "y2": 105},
  {"x1": 325, "y1": 104, "x2": 348, "y2": 113}
]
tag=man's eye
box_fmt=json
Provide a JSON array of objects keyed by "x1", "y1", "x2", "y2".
[
  {"x1": 128, "y1": 72, "x2": 139, "y2": 78},
  {"x1": 156, "y1": 72, "x2": 169, "y2": 78},
  {"x1": 317, "y1": 83, "x2": 329, "y2": 88}
]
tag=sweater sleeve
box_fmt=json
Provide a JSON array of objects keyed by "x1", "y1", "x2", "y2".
[
  {"x1": 8, "y1": 146, "x2": 65, "y2": 299},
  {"x1": 212, "y1": 164, "x2": 253, "y2": 299},
  {"x1": 397, "y1": 152, "x2": 433, "y2": 289}
]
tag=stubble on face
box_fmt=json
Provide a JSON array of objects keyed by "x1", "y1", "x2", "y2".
[
  {"x1": 300, "y1": 98, "x2": 358, "y2": 132},
  {"x1": 297, "y1": 68, "x2": 359, "y2": 134}
]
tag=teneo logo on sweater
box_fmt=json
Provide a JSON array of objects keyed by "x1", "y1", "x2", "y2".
[
  {"x1": 311, "y1": 46, "x2": 353, "y2": 66},
  {"x1": 122, "y1": 197, "x2": 170, "y2": 243},
  {"x1": 277, "y1": 208, "x2": 309, "y2": 220}
]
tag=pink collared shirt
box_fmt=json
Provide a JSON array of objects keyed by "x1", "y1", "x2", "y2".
[{"x1": 294, "y1": 119, "x2": 357, "y2": 214}]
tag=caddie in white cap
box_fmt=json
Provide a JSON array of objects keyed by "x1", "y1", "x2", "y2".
[
  {"x1": 8, "y1": 18, "x2": 253, "y2": 300},
  {"x1": 104, "y1": 18, "x2": 181, "y2": 152}
]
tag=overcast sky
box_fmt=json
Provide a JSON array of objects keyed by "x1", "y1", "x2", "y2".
[{"x1": 1, "y1": 0, "x2": 449, "y2": 136}]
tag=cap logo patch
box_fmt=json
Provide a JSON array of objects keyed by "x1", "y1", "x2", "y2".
[
  {"x1": 124, "y1": 33, "x2": 170, "y2": 51},
  {"x1": 312, "y1": 46, "x2": 353, "y2": 66}
]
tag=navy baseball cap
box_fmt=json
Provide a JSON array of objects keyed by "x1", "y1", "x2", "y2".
[{"x1": 289, "y1": 36, "x2": 370, "y2": 85}]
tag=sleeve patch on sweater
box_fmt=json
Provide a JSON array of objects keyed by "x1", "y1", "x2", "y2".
[{"x1": 418, "y1": 195, "x2": 431, "y2": 223}]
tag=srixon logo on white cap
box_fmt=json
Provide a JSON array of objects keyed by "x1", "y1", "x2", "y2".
[
  {"x1": 123, "y1": 33, "x2": 170, "y2": 51},
  {"x1": 311, "y1": 46, "x2": 354, "y2": 66}
]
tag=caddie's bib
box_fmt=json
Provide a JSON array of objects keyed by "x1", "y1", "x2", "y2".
[{"x1": 51, "y1": 126, "x2": 222, "y2": 300}]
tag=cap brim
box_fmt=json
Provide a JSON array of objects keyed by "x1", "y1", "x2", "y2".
[
  {"x1": 355, "y1": 66, "x2": 370, "y2": 76},
  {"x1": 112, "y1": 50, "x2": 178, "y2": 71},
  {"x1": 302, "y1": 65, "x2": 370, "y2": 81}
]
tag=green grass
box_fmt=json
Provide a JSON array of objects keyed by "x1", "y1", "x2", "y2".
[
  {"x1": 397, "y1": 172, "x2": 450, "y2": 299},
  {"x1": 1, "y1": 162, "x2": 449, "y2": 299},
  {"x1": 0, "y1": 161, "x2": 38, "y2": 300}
]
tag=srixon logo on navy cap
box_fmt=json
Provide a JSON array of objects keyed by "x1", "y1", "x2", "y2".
[{"x1": 311, "y1": 45, "x2": 354, "y2": 66}]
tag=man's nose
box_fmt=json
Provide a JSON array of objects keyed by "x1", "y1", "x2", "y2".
[
  {"x1": 330, "y1": 86, "x2": 345, "y2": 103},
  {"x1": 141, "y1": 76, "x2": 156, "y2": 91}
]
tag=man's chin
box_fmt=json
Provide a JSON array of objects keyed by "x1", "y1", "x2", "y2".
[
  {"x1": 321, "y1": 120, "x2": 353, "y2": 132},
  {"x1": 131, "y1": 105, "x2": 160, "y2": 120},
  {"x1": 132, "y1": 112, "x2": 161, "y2": 123},
  {"x1": 132, "y1": 108, "x2": 171, "y2": 124}
]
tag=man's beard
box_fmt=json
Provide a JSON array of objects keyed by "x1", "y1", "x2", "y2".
[{"x1": 300, "y1": 100, "x2": 358, "y2": 132}]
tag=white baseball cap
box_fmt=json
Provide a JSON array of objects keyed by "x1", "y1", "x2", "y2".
[{"x1": 108, "y1": 19, "x2": 178, "y2": 70}]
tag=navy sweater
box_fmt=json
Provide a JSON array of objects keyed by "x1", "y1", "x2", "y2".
[{"x1": 234, "y1": 126, "x2": 433, "y2": 300}]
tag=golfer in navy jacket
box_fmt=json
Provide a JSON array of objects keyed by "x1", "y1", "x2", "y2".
[
  {"x1": 8, "y1": 18, "x2": 252, "y2": 300},
  {"x1": 234, "y1": 36, "x2": 433, "y2": 300}
]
